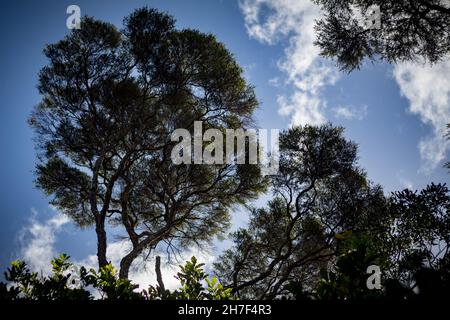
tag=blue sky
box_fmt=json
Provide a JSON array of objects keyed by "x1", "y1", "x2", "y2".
[{"x1": 0, "y1": 0, "x2": 449, "y2": 285}]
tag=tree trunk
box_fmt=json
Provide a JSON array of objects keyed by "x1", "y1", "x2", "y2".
[
  {"x1": 119, "y1": 248, "x2": 140, "y2": 279},
  {"x1": 119, "y1": 226, "x2": 172, "y2": 278},
  {"x1": 155, "y1": 256, "x2": 165, "y2": 293},
  {"x1": 96, "y1": 216, "x2": 108, "y2": 268}
]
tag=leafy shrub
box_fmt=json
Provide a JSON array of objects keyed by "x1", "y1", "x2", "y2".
[{"x1": 0, "y1": 254, "x2": 234, "y2": 301}]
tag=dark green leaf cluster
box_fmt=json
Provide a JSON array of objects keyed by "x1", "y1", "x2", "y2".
[
  {"x1": 0, "y1": 255, "x2": 233, "y2": 301},
  {"x1": 314, "y1": 0, "x2": 450, "y2": 71}
]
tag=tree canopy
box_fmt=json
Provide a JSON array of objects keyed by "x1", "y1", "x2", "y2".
[
  {"x1": 214, "y1": 124, "x2": 391, "y2": 299},
  {"x1": 19, "y1": 5, "x2": 450, "y2": 302},
  {"x1": 11, "y1": 123, "x2": 450, "y2": 300},
  {"x1": 30, "y1": 7, "x2": 266, "y2": 279},
  {"x1": 314, "y1": 0, "x2": 450, "y2": 71}
]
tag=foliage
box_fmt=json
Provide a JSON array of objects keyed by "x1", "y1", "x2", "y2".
[
  {"x1": 289, "y1": 184, "x2": 450, "y2": 300},
  {"x1": 0, "y1": 255, "x2": 234, "y2": 301},
  {"x1": 89, "y1": 263, "x2": 141, "y2": 300},
  {"x1": 20, "y1": 4, "x2": 450, "y2": 301},
  {"x1": 30, "y1": 7, "x2": 266, "y2": 278},
  {"x1": 146, "y1": 256, "x2": 235, "y2": 300},
  {"x1": 1, "y1": 254, "x2": 92, "y2": 300},
  {"x1": 3, "y1": 179, "x2": 450, "y2": 301},
  {"x1": 214, "y1": 124, "x2": 389, "y2": 299},
  {"x1": 314, "y1": 234, "x2": 386, "y2": 300},
  {"x1": 215, "y1": 123, "x2": 450, "y2": 300},
  {"x1": 314, "y1": 0, "x2": 450, "y2": 71},
  {"x1": 383, "y1": 183, "x2": 450, "y2": 298}
]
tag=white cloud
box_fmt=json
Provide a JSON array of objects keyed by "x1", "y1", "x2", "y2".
[
  {"x1": 239, "y1": 0, "x2": 339, "y2": 127},
  {"x1": 333, "y1": 105, "x2": 368, "y2": 121},
  {"x1": 18, "y1": 208, "x2": 70, "y2": 275},
  {"x1": 127, "y1": 247, "x2": 215, "y2": 291},
  {"x1": 278, "y1": 93, "x2": 325, "y2": 126},
  {"x1": 393, "y1": 59, "x2": 450, "y2": 172},
  {"x1": 240, "y1": 0, "x2": 450, "y2": 172},
  {"x1": 18, "y1": 210, "x2": 214, "y2": 292},
  {"x1": 268, "y1": 77, "x2": 280, "y2": 87}
]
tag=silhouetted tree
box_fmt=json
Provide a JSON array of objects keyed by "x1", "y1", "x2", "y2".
[
  {"x1": 309, "y1": 183, "x2": 450, "y2": 300},
  {"x1": 314, "y1": 234, "x2": 387, "y2": 300},
  {"x1": 384, "y1": 183, "x2": 450, "y2": 298},
  {"x1": 214, "y1": 124, "x2": 389, "y2": 299},
  {"x1": 30, "y1": 8, "x2": 265, "y2": 278},
  {"x1": 314, "y1": 0, "x2": 450, "y2": 71}
]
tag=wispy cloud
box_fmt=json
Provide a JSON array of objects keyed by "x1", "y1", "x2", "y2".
[
  {"x1": 239, "y1": 0, "x2": 338, "y2": 126},
  {"x1": 333, "y1": 105, "x2": 368, "y2": 121},
  {"x1": 18, "y1": 208, "x2": 70, "y2": 275},
  {"x1": 393, "y1": 59, "x2": 450, "y2": 173},
  {"x1": 239, "y1": 0, "x2": 449, "y2": 173}
]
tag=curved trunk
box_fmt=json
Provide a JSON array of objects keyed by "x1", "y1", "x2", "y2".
[
  {"x1": 119, "y1": 248, "x2": 141, "y2": 279},
  {"x1": 119, "y1": 226, "x2": 173, "y2": 279}
]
